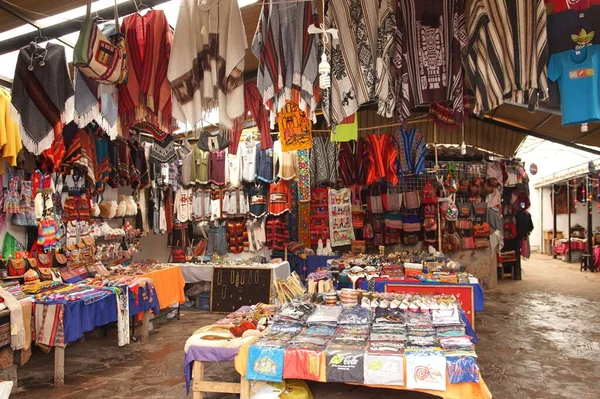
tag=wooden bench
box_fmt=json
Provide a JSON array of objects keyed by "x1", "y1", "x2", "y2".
[{"x1": 192, "y1": 360, "x2": 251, "y2": 399}]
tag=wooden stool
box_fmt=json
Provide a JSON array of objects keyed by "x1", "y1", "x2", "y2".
[{"x1": 192, "y1": 360, "x2": 251, "y2": 399}]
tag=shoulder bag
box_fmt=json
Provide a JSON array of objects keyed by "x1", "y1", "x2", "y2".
[
  {"x1": 73, "y1": 0, "x2": 128, "y2": 84},
  {"x1": 367, "y1": 184, "x2": 384, "y2": 214},
  {"x1": 7, "y1": 258, "x2": 27, "y2": 277}
]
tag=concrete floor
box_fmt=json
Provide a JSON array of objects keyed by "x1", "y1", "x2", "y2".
[{"x1": 10, "y1": 253, "x2": 600, "y2": 399}]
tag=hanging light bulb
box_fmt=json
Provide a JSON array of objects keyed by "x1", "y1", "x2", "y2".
[{"x1": 318, "y1": 53, "x2": 331, "y2": 89}]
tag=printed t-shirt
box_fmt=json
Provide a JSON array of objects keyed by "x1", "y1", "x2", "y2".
[{"x1": 548, "y1": 44, "x2": 600, "y2": 125}]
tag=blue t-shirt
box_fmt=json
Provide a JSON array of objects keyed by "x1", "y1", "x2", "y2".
[{"x1": 548, "y1": 44, "x2": 600, "y2": 125}]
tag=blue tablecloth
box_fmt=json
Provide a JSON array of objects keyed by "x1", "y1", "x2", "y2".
[
  {"x1": 287, "y1": 254, "x2": 341, "y2": 277},
  {"x1": 42, "y1": 285, "x2": 160, "y2": 344},
  {"x1": 359, "y1": 280, "x2": 484, "y2": 312}
]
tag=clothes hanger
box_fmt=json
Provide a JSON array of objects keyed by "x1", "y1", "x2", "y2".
[{"x1": 134, "y1": 0, "x2": 152, "y2": 15}]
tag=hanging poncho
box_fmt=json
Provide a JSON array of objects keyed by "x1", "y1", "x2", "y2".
[
  {"x1": 168, "y1": 0, "x2": 246, "y2": 131},
  {"x1": 395, "y1": 128, "x2": 427, "y2": 176},
  {"x1": 394, "y1": 0, "x2": 467, "y2": 126},
  {"x1": 252, "y1": 0, "x2": 320, "y2": 126},
  {"x1": 118, "y1": 10, "x2": 174, "y2": 138},
  {"x1": 323, "y1": 0, "x2": 396, "y2": 126},
  {"x1": 11, "y1": 43, "x2": 74, "y2": 155}
]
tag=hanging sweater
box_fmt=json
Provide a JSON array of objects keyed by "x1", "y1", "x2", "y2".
[
  {"x1": 273, "y1": 140, "x2": 298, "y2": 181},
  {"x1": 309, "y1": 136, "x2": 339, "y2": 186}
]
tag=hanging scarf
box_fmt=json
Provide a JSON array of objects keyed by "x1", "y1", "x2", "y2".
[
  {"x1": 245, "y1": 81, "x2": 273, "y2": 150},
  {"x1": 169, "y1": 0, "x2": 246, "y2": 133},
  {"x1": 118, "y1": 10, "x2": 174, "y2": 138},
  {"x1": 11, "y1": 43, "x2": 74, "y2": 155},
  {"x1": 252, "y1": 0, "x2": 320, "y2": 127}
]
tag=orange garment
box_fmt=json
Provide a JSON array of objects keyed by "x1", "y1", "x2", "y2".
[
  {"x1": 364, "y1": 133, "x2": 398, "y2": 186},
  {"x1": 140, "y1": 266, "x2": 185, "y2": 309},
  {"x1": 268, "y1": 180, "x2": 291, "y2": 216}
]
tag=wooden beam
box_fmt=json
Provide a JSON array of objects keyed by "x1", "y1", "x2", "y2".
[
  {"x1": 0, "y1": 0, "x2": 171, "y2": 55},
  {"x1": 140, "y1": 310, "x2": 150, "y2": 344},
  {"x1": 54, "y1": 346, "x2": 65, "y2": 387}
]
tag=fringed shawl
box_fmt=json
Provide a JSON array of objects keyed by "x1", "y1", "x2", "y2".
[
  {"x1": 11, "y1": 43, "x2": 74, "y2": 155},
  {"x1": 74, "y1": 69, "x2": 120, "y2": 140},
  {"x1": 168, "y1": 0, "x2": 246, "y2": 131},
  {"x1": 118, "y1": 10, "x2": 174, "y2": 138},
  {"x1": 252, "y1": 0, "x2": 320, "y2": 127}
]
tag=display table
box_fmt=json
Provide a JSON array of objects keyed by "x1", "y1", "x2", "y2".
[
  {"x1": 140, "y1": 266, "x2": 186, "y2": 309},
  {"x1": 178, "y1": 261, "x2": 290, "y2": 284},
  {"x1": 233, "y1": 336, "x2": 492, "y2": 399},
  {"x1": 358, "y1": 278, "x2": 484, "y2": 312},
  {"x1": 286, "y1": 254, "x2": 340, "y2": 277}
]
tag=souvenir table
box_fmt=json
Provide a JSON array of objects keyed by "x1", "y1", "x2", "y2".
[
  {"x1": 233, "y1": 296, "x2": 492, "y2": 399},
  {"x1": 235, "y1": 296, "x2": 492, "y2": 399},
  {"x1": 29, "y1": 279, "x2": 160, "y2": 387},
  {"x1": 177, "y1": 261, "x2": 291, "y2": 285},
  {"x1": 184, "y1": 305, "x2": 276, "y2": 398},
  {"x1": 286, "y1": 254, "x2": 341, "y2": 277},
  {"x1": 358, "y1": 278, "x2": 484, "y2": 312}
]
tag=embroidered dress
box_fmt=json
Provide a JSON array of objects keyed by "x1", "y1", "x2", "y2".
[
  {"x1": 118, "y1": 10, "x2": 174, "y2": 137},
  {"x1": 394, "y1": 0, "x2": 467, "y2": 126},
  {"x1": 323, "y1": 0, "x2": 396, "y2": 126},
  {"x1": 209, "y1": 150, "x2": 227, "y2": 185},
  {"x1": 168, "y1": 0, "x2": 246, "y2": 130},
  {"x1": 465, "y1": 0, "x2": 548, "y2": 115},
  {"x1": 240, "y1": 138, "x2": 258, "y2": 182},
  {"x1": 252, "y1": 0, "x2": 320, "y2": 126},
  {"x1": 174, "y1": 187, "x2": 194, "y2": 222},
  {"x1": 309, "y1": 136, "x2": 339, "y2": 186}
]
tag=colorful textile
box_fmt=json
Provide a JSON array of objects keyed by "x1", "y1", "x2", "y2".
[
  {"x1": 394, "y1": 0, "x2": 467, "y2": 126},
  {"x1": 328, "y1": 188, "x2": 354, "y2": 247},
  {"x1": 310, "y1": 188, "x2": 329, "y2": 245},
  {"x1": 227, "y1": 219, "x2": 247, "y2": 254},
  {"x1": 0, "y1": 88, "x2": 22, "y2": 168},
  {"x1": 11, "y1": 43, "x2": 74, "y2": 155},
  {"x1": 252, "y1": 0, "x2": 320, "y2": 125},
  {"x1": 32, "y1": 303, "x2": 65, "y2": 348},
  {"x1": 298, "y1": 202, "x2": 311, "y2": 247},
  {"x1": 395, "y1": 128, "x2": 427, "y2": 176},
  {"x1": 245, "y1": 81, "x2": 273, "y2": 149},
  {"x1": 37, "y1": 217, "x2": 61, "y2": 251},
  {"x1": 277, "y1": 102, "x2": 313, "y2": 151},
  {"x1": 297, "y1": 149, "x2": 311, "y2": 201},
  {"x1": 118, "y1": 10, "x2": 174, "y2": 137},
  {"x1": 268, "y1": 180, "x2": 291, "y2": 216},
  {"x1": 323, "y1": 0, "x2": 396, "y2": 125},
  {"x1": 465, "y1": 0, "x2": 548, "y2": 115},
  {"x1": 331, "y1": 113, "x2": 358, "y2": 142},
  {"x1": 309, "y1": 136, "x2": 339, "y2": 186},
  {"x1": 168, "y1": 0, "x2": 246, "y2": 130},
  {"x1": 364, "y1": 134, "x2": 398, "y2": 185},
  {"x1": 338, "y1": 139, "x2": 365, "y2": 186},
  {"x1": 288, "y1": 181, "x2": 299, "y2": 242},
  {"x1": 266, "y1": 215, "x2": 289, "y2": 251},
  {"x1": 273, "y1": 140, "x2": 298, "y2": 180}
]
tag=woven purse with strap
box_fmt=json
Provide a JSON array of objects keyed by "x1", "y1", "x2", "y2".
[{"x1": 73, "y1": 0, "x2": 128, "y2": 84}]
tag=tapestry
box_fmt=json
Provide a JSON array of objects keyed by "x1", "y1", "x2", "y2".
[
  {"x1": 310, "y1": 188, "x2": 330, "y2": 245},
  {"x1": 298, "y1": 202, "x2": 311, "y2": 248},
  {"x1": 328, "y1": 188, "x2": 355, "y2": 247},
  {"x1": 277, "y1": 102, "x2": 312, "y2": 152},
  {"x1": 552, "y1": 185, "x2": 576, "y2": 214},
  {"x1": 297, "y1": 149, "x2": 311, "y2": 201},
  {"x1": 288, "y1": 181, "x2": 299, "y2": 242}
]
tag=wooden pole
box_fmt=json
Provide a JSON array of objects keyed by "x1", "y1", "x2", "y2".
[
  {"x1": 54, "y1": 346, "x2": 65, "y2": 387},
  {"x1": 141, "y1": 310, "x2": 150, "y2": 344},
  {"x1": 567, "y1": 180, "x2": 571, "y2": 263}
]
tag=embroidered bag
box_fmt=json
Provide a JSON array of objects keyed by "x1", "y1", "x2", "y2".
[
  {"x1": 474, "y1": 222, "x2": 492, "y2": 237},
  {"x1": 403, "y1": 232, "x2": 420, "y2": 246},
  {"x1": 404, "y1": 191, "x2": 421, "y2": 209},
  {"x1": 383, "y1": 185, "x2": 403, "y2": 211},
  {"x1": 458, "y1": 203, "x2": 472, "y2": 218},
  {"x1": 402, "y1": 215, "x2": 421, "y2": 233},
  {"x1": 462, "y1": 236, "x2": 475, "y2": 250},
  {"x1": 474, "y1": 238, "x2": 489, "y2": 249},
  {"x1": 473, "y1": 202, "x2": 487, "y2": 216},
  {"x1": 421, "y1": 181, "x2": 437, "y2": 204},
  {"x1": 443, "y1": 232, "x2": 462, "y2": 252},
  {"x1": 73, "y1": 0, "x2": 128, "y2": 84},
  {"x1": 445, "y1": 194, "x2": 459, "y2": 221},
  {"x1": 351, "y1": 185, "x2": 365, "y2": 228},
  {"x1": 7, "y1": 258, "x2": 27, "y2": 276},
  {"x1": 367, "y1": 185, "x2": 384, "y2": 214},
  {"x1": 456, "y1": 219, "x2": 473, "y2": 230}
]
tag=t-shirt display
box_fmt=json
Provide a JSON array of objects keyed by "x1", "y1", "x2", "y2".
[{"x1": 548, "y1": 44, "x2": 600, "y2": 125}]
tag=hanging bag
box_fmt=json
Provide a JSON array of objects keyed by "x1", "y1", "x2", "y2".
[
  {"x1": 7, "y1": 258, "x2": 27, "y2": 277},
  {"x1": 445, "y1": 193, "x2": 459, "y2": 221},
  {"x1": 367, "y1": 184, "x2": 384, "y2": 214},
  {"x1": 383, "y1": 185, "x2": 403, "y2": 211},
  {"x1": 351, "y1": 185, "x2": 365, "y2": 228},
  {"x1": 421, "y1": 181, "x2": 437, "y2": 204},
  {"x1": 73, "y1": 0, "x2": 128, "y2": 85}
]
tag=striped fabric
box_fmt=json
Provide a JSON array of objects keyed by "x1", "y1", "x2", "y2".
[{"x1": 465, "y1": 0, "x2": 548, "y2": 115}]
